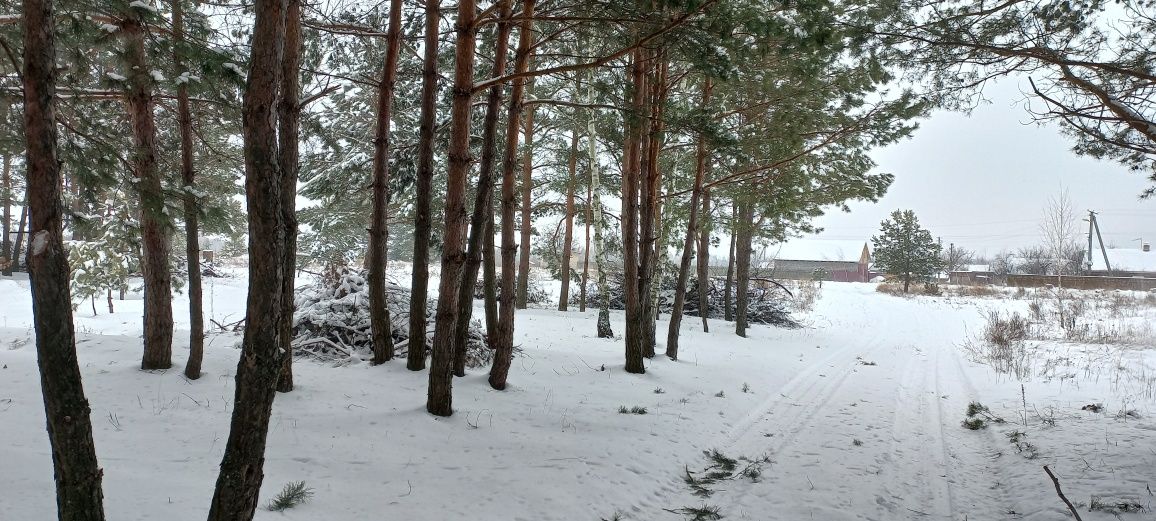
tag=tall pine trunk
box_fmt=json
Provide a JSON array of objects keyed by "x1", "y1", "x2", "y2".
[
  {"x1": 696, "y1": 187, "x2": 711, "y2": 332},
  {"x1": 205, "y1": 0, "x2": 287, "y2": 517},
  {"x1": 734, "y1": 199, "x2": 754, "y2": 338},
  {"x1": 482, "y1": 212, "x2": 498, "y2": 339},
  {"x1": 2, "y1": 154, "x2": 12, "y2": 275},
  {"x1": 12, "y1": 195, "x2": 28, "y2": 272},
  {"x1": 723, "y1": 204, "x2": 736, "y2": 322},
  {"x1": 587, "y1": 81, "x2": 612, "y2": 338},
  {"x1": 514, "y1": 106, "x2": 535, "y2": 308},
  {"x1": 454, "y1": 1, "x2": 512, "y2": 376},
  {"x1": 275, "y1": 0, "x2": 302, "y2": 392},
  {"x1": 490, "y1": 0, "x2": 535, "y2": 390},
  {"x1": 621, "y1": 47, "x2": 646, "y2": 374},
  {"x1": 369, "y1": 0, "x2": 403, "y2": 365},
  {"x1": 23, "y1": 0, "x2": 107, "y2": 514},
  {"x1": 580, "y1": 176, "x2": 590, "y2": 313},
  {"x1": 427, "y1": 0, "x2": 478, "y2": 416},
  {"x1": 125, "y1": 8, "x2": 174, "y2": 371},
  {"x1": 665, "y1": 78, "x2": 711, "y2": 360},
  {"x1": 173, "y1": 0, "x2": 205, "y2": 380},
  {"x1": 558, "y1": 128, "x2": 578, "y2": 311},
  {"x1": 638, "y1": 49, "x2": 665, "y2": 359},
  {"x1": 407, "y1": 0, "x2": 440, "y2": 371}
]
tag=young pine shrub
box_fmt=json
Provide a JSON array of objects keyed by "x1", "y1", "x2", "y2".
[{"x1": 266, "y1": 481, "x2": 313, "y2": 511}]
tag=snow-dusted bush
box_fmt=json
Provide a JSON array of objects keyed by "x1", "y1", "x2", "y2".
[
  {"x1": 575, "y1": 274, "x2": 801, "y2": 328},
  {"x1": 293, "y1": 267, "x2": 491, "y2": 367},
  {"x1": 472, "y1": 274, "x2": 550, "y2": 305}
]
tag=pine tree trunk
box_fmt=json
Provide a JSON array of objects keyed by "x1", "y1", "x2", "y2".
[
  {"x1": 453, "y1": 1, "x2": 511, "y2": 377},
  {"x1": 665, "y1": 78, "x2": 711, "y2": 360},
  {"x1": 2, "y1": 154, "x2": 12, "y2": 276},
  {"x1": 125, "y1": 10, "x2": 174, "y2": 371},
  {"x1": 638, "y1": 49, "x2": 665, "y2": 359},
  {"x1": 13, "y1": 197, "x2": 27, "y2": 272},
  {"x1": 696, "y1": 187, "x2": 711, "y2": 333},
  {"x1": 369, "y1": 0, "x2": 403, "y2": 366},
  {"x1": 407, "y1": 0, "x2": 440, "y2": 372},
  {"x1": 734, "y1": 200, "x2": 754, "y2": 338},
  {"x1": 622, "y1": 47, "x2": 646, "y2": 374},
  {"x1": 580, "y1": 175, "x2": 590, "y2": 313},
  {"x1": 275, "y1": 0, "x2": 302, "y2": 392},
  {"x1": 482, "y1": 211, "x2": 498, "y2": 339},
  {"x1": 587, "y1": 82, "x2": 612, "y2": 338},
  {"x1": 724, "y1": 204, "x2": 736, "y2": 322},
  {"x1": 173, "y1": 0, "x2": 204, "y2": 381},
  {"x1": 559, "y1": 128, "x2": 577, "y2": 311},
  {"x1": 206, "y1": 0, "x2": 286, "y2": 517},
  {"x1": 23, "y1": 0, "x2": 107, "y2": 515},
  {"x1": 428, "y1": 0, "x2": 477, "y2": 416},
  {"x1": 514, "y1": 106, "x2": 536, "y2": 309},
  {"x1": 490, "y1": 0, "x2": 535, "y2": 391}
]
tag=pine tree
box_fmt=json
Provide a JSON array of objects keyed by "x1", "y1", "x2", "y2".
[
  {"x1": 22, "y1": 0, "x2": 108, "y2": 514},
  {"x1": 871, "y1": 210, "x2": 944, "y2": 293}
]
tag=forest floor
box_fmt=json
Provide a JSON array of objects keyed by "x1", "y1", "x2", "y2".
[{"x1": 1, "y1": 270, "x2": 1154, "y2": 520}]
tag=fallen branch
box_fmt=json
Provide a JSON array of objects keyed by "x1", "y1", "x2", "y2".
[{"x1": 1043, "y1": 465, "x2": 1083, "y2": 521}]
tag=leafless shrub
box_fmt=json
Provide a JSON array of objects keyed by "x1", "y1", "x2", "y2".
[
  {"x1": 876, "y1": 283, "x2": 907, "y2": 296},
  {"x1": 985, "y1": 310, "x2": 1030, "y2": 347},
  {"x1": 964, "y1": 311, "x2": 1032, "y2": 378}
]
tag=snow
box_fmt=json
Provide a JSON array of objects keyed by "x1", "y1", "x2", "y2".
[
  {"x1": 30, "y1": 230, "x2": 49, "y2": 256},
  {"x1": 127, "y1": 0, "x2": 157, "y2": 12},
  {"x1": 105, "y1": 72, "x2": 126, "y2": 82},
  {"x1": 1089, "y1": 247, "x2": 1156, "y2": 273},
  {"x1": 149, "y1": 70, "x2": 164, "y2": 82},
  {"x1": 222, "y1": 62, "x2": 244, "y2": 77},
  {"x1": 2, "y1": 271, "x2": 1155, "y2": 520}
]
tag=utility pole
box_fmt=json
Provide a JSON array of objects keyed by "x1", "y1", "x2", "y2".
[
  {"x1": 1090, "y1": 211, "x2": 1111, "y2": 272},
  {"x1": 1086, "y1": 211, "x2": 1094, "y2": 271}
]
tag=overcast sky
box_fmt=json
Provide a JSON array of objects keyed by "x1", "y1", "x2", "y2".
[{"x1": 810, "y1": 78, "x2": 1156, "y2": 258}]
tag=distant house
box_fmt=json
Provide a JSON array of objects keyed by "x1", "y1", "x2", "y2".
[
  {"x1": 1088, "y1": 244, "x2": 1156, "y2": 277},
  {"x1": 765, "y1": 240, "x2": 871, "y2": 282},
  {"x1": 948, "y1": 264, "x2": 995, "y2": 285}
]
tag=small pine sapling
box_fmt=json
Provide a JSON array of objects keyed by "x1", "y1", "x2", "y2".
[{"x1": 266, "y1": 481, "x2": 313, "y2": 511}]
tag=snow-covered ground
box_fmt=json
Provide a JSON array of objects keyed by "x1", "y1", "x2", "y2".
[{"x1": 1, "y1": 273, "x2": 1154, "y2": 520}]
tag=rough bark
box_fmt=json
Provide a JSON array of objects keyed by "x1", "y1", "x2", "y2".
[
  {"x1": 23, "y1": 0, "x2": 107, "y2": 515},
  {"x1": 638, "y1": 49, "x2": 664, "y2": 359},
  {"x1": 275, "y1": 0, "x2": 302, "y2": 392},
  {"x1": 173, "y1": 0, "x2": 204, "y2": 381},
  {"x1": 559, "y1": 127, "x2": 578, "y2": 311},
  {"x1": 724, "y1": 204, "x2": 736, "y2": 322},
  {"x1": 514, "y1": 105, "x2": 535, "y2": 309},
  {"x1": 490, "y1": 0, "x2": 535, "y2": 391},
  {"x1": 482, "y1": 210, "x2": 498, "y2": 339},
  {"x1": 454, "y1": 1, "x2": 512, "y2": 377},
  {"x1": 622, "y1": 48, "x2": 646, "y2": 374},
  {"x1": 125, "y1": 9, "x2": 174, "y2": 371},
  {"x1": 205, "y1": 0, "x2": 286, "y2": 517},
  {"x1": 13, "y1": 195, "x2": 27, "y2": 272},
  {"x1": 407, "y1": 0, "x2": 440, "y2": 371},
  {"x1": 696, "y1": 187, "x2": 711, "y2": 333},
  {"x1": 428, "y1": 0, "x2": 477, "y2": 416},
  {"x1": 580, "y1": 162, "x2": 591, "y2": 313},
  {"x1": 734, "y1": 200, "x2": 755, "y2": 338},
  {"x1": 2, "y1": 154, "x2": 12, "y2": 275},
  {"x1": 665, "y1": 78, "x2": 710, "y2": 360},
  {"x1": 588, "y1": 81, "x2": 612, "y2": 339},
  {"x1": 369, "y1": 0, "x2": 403, "y2": 366}
]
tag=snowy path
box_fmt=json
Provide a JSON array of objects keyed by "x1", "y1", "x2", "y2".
[{"x1": 636, "y1": 294, "x2": 1010, "y2": 520}]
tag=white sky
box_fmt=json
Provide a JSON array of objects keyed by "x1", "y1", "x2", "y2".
[{"x1": 810, "y1": 78, "x2": 1156, "y2": 258}]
